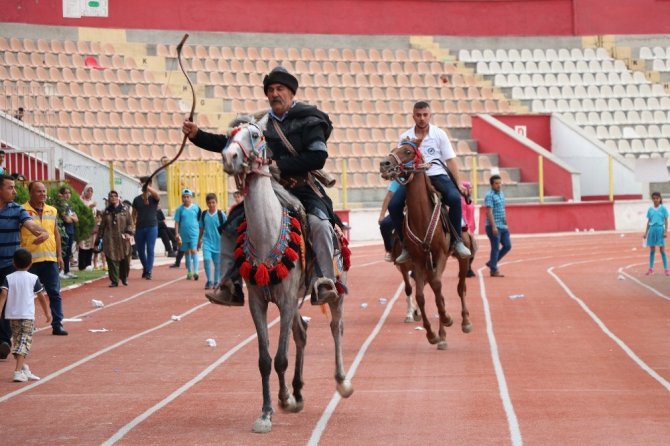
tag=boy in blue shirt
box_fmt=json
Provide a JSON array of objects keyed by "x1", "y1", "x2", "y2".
[{"x1": 198, "y1": 193, "x2": 225, "y2": 289}]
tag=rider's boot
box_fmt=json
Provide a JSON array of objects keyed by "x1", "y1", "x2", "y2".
[
  {"x1": 453, "y1": 239, "x2": 472, "y2": 259},
  {"x1": 395, "y1": 247, "x2": 411, "y2": 264},
  {"x1": 308, "y1": 214, "x2": 339, "y2": 306}
]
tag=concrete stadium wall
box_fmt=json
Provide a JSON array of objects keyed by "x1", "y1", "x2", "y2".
[{"x1": 3, "y1": 0, "x2": 670, "y2": 36}]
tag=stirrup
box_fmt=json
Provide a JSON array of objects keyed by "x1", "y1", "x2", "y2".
[
  {"x1": 311, "y1": 277, "x2": 338, "y2": 305},
  {"x1": 206, "y1": 281, "x2": 244, "y2": 306},
  {"x1": 395, "y1": 248, "x2": 410, "y2": 264}
]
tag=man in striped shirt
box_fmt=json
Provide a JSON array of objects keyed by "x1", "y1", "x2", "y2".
[
  {"x1": 0, "y1": 175, "x2": 49, "y2": 359},
  {"x1": 21, "y1": 181, "x2": 68, "y2": 336}
]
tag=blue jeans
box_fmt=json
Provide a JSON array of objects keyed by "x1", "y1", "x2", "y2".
[
  {"x1": 30, "y1": 261, "x2": 63, "y2": 329},
  {"x1": 388, "y1": 174, "x2": 463, "y2": 242},
  {"x1": 135, "y1": 226, "x2": 158, "y2": 275},
  {"x1": 379, "y1": 215, "x2": 394, "y2": 251},
  {"x1": 486, "y1": 225, "x2": 512, "y2": 272}
]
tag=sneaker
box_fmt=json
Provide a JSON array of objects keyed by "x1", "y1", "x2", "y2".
[
  {"x1": 646, "y1": 268, "x2": 654, "y2": 276},
  {"x1": 22, "y1": 365, "x2": 40, "y2": 381},
  {"x1": 193, "y1": 273, "x2": 199, "y2": 281},
  {"x1": 13, "y1": 370, "x2": 27, "y2": 382},
  {"x1": 65, "y1": 272, "x2": 78, "y2": 279},
  {"x1": 186, "y1": 272, "x2": 193, "y2": 280},
  {"x1": 384, "y1": 252, "x2": 392, "y2": 262},
  {"x1": 453, "y1": 240, "x2": 472, "y2": 259},
  {"x1": 204, "y1": 281, "x2": 212, "y2": 290},
  {"x1": 466, "y1": 269, "x2": 476, "y2": 278},
  {"x1": 169, "y1": 264, "x2": 180, "y2": 269},
  {"x1": 85, "y1": 265, "x2": 94, "y2": 271},
  {"x1": 59, "y1": 271, "x2": 67, "y2": 279},
  {"x1": 396, "y1": 248, "x2": 410, "y2": 264}
]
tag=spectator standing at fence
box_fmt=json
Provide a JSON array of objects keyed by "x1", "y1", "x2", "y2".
[
  {"x1": 57, "y1": 186, "x2": 78, "y2": 279},
  {"x1": 643, "y1": 191, "x2": 669, "y2": 276},
  {"x1": 198, "y1": 193, "x2": 225, "y2": 290},
  {"x1": 0, "y1": 175, "x2": 48, "y2": 359},
  {"x1": 485, "y1": 174, "x2": 512, "y2": 277},
  {"x1": 97, "y1": 191, "x2": 134, "y2": 287},
  {"x1": 0, "y1": 150, "x2": 6, "y2": 176},
  {"x1": 21, "y1": 181, "x2": 68, "y2": 335},
  {"x1": 174, "y1": 189, "x2": 200, "y2": 280},
  {"x1": 0, "y1": 248, "x2": 51, "y2": 382},
  {"x1": 132, "y1": 185, "x2": 160, "y2": 280}
]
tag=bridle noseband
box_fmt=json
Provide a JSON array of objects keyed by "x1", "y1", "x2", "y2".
[
  {"x1": 224, "y1": 123, "x2": 271, "y2": 192},
  {"x1": 386, "y1": 140, "x2": 430, "y2": 185}
]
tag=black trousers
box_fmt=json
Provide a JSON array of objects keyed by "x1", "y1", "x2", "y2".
[{"x1": 158, "y1": 221, "x2": 177, "y2": 252}]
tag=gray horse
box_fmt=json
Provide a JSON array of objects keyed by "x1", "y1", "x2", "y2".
[{"x1": 221, "y1": 122, "x2": 353, "y2": 433}]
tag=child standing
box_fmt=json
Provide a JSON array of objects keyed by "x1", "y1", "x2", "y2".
[
  {"x1": 0, "y1": 249, "x2": 51, "y2": 382},
  {"x1": 644, "y1": 191, "x2": 669, "y2": 275},
  {"x1": 198, "y1": 193, "x2": 225, "y2": 289},
  {"x1": 174, "y1": 189, "x2": 201, "y2": 280}
]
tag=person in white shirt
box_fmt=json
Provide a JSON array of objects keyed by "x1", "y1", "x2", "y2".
[
  {"x1": 389, "y1": 101, "x2": 471, "y2": 263},
  {"x1": 0, "y1": 248, "x2": 51, "y2": 382}
]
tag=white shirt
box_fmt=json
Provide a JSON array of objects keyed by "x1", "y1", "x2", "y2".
[
  {"x1": 399, "y1": 124, "x2": 456, "y2": 177},
  {"x1": 1, "y1": 271, "x2": 44, "y2": 320}
]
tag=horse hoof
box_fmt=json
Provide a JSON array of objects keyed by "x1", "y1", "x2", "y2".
[
  {"x1": 427, "y1": 333, "x2": 440, "y2": 344},
  {"x1": 280, "y1": 395, "x2": 304, "y2": 413},
  {"x1": 462, "y1": 323, "x2": 473, "y2": 334},
  {"x1": 337, "y1": 380, "x2": 354, "y2": 398},
  {"x1": 404, "y1": 314, "x2": 413, "y2": 323},
  {"x1": 413, "y1": 309, "x2": 421, "y2": 322},
  {"x1": 444, "y1": 316, "x2": 454, "y2": 327},
  {"x1": 252, "y1": 417, "x2": 272, "y2": 434},
  {"x1": 437, "y1": 340, "x2": 448, "y2": 350}
]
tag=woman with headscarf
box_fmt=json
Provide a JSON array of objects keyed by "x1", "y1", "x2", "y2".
[
  {"x1": 97, "y1": 191, "x2": 134, "y2": 287},
  {"x1": 80, "y1": 184, "x2": 96, "y2": 213}
]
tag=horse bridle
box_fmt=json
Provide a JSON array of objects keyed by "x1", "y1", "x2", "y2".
[
  {"x1": 387, "y1": 140, "x2": 431, "y2": 185},
  {"x1": 224, "y1": 123, "x2": 271, "y2": 192}
]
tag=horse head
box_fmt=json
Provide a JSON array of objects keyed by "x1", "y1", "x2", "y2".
[
  {"x1": 222, "y1": 122, "x2": 268, "y2": 191},
  {"x1": 379, "y1": 137, "x2": 425, "y2": 183}
]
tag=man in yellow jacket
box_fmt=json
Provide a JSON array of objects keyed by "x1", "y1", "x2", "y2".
[{"x1": 21, "y1": 182, "x2": 68, "y2": 336}]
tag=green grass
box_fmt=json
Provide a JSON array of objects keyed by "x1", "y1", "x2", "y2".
[{"x1": 60, "y1": 268, "x2": 108, "y2": 288}]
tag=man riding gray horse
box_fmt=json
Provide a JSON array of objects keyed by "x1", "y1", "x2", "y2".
[{"x1": 182, "y1": 66, "x2": 341, "y2": 306}]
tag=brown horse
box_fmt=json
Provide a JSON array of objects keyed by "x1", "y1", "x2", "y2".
[{"x1": 380, "y1": 139, "x2": 472, "y2": 349}]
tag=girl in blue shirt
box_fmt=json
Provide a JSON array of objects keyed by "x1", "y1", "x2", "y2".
[
  {"x1": 644, "y1": 191, "x2": 669, "y2": 275},
  {"x1": 174, "y1": 189, "x2": 201, "y2": 280}
]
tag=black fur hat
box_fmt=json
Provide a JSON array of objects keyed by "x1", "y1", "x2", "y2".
[{"x1": 263, "y1": 66, "x2": 298, "y2": 95}]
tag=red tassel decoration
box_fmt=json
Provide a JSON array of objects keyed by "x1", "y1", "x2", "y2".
[
  {"x1": 233, "y1": 247, "x2": 244, "y2": 260},
  {"x1": 341, "y1": 244, "x2": 351, "y2": 271},
  {"x1": 237, "y1": 221, "x2": 247, "y2": 233},
  {"x1": 255, "y1": 263, "x2": 270, "y2": 286},
  {"x1": 290, "y1": 231, "x2": 302, "y2": 245},
  {"x1": 240, "y1": 260, "x2": 252, "y2": 280},
  {"x1": 275, "y1": 262, "x2": 289, "y2": 280},
  {"x1": 290, "y1": 217, "x2": 301, "y2": 230},
  {"x1": 284, "y1": 247, "x2": 299, "y2": 262},
  {"x1": 236, "y1": 233, "x2": 246, "y2": 244}
]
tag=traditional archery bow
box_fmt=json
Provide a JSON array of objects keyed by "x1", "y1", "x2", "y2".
[{"x1": 143, "y1": 33, "x2": 195, "y2": 191}]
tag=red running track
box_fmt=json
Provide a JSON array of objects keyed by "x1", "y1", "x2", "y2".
[{"x1": 0, "y1": 231, "x2": 668, "y2": 445}]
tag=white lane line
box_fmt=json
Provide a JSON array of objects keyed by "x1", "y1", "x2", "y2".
[
  {"x1": 619, "y1": 264, "x2": 670, "y2": 302},
  {"x1": 477, "y1": 267, "x2": 523, "y2": 446},
  {"x1": 34, "y1": 276, "x2": 185, "y2": 332},
  {"x1": 548, "y1": 264, "x2": 670, "y2": 392},
  {"x1": 103, "y1": 317, "x2": 281, "y2": 446},
  {"x1": 0, "y1": 301, "x2": 208, "y2": 403},
  {"x1": 307, "y1": 281, "x2": 405, "y2": 446}
]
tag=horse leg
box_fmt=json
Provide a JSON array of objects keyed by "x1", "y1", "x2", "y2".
[
  {"x1": 286, "y1": 310, "x2": 307, "y2": 413},
  {"x1": 402, "y1": 268, "x2": 419, "y2": 323},
  {"x1": 249, "y1": 297, "x2": 273, "y2": 434},
  {"x1": 457, "y1": 258, "x2": 473, "y2": 333},
  {"x1": 429, "y1": 272, "x2": 449, "y2": 350},
  {"x1": 329, "y1": 295, "x2": 353, "y2": 398},
  {"x1": 415, "y1": 270, "x2": 438, "y2": 345},
  {"x1": 276, "y1": 295, "x2": 298, "y2": 413}
]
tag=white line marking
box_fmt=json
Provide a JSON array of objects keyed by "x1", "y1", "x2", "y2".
[
  {"x1": 34, "y1": 276, "x2": 185, "y2": 332},
  {"x1": 307, "y1": 282, "x2": 405, "y2": 446},
  {"x1": 619, "y1": 264, "x2": 670, "y2": 302},
  {"x1": 102, "y1": 317, "x2": 281, "y2": 445},
  {"x1": 0, "y1": 301, "x2": 208, "y2": 403},
  {"x1": 477, "y1": 267, "x2": 523, "y2": 446},
  {"x1": 548, "y1": 265, "x2": 670, "y2": 392}
]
